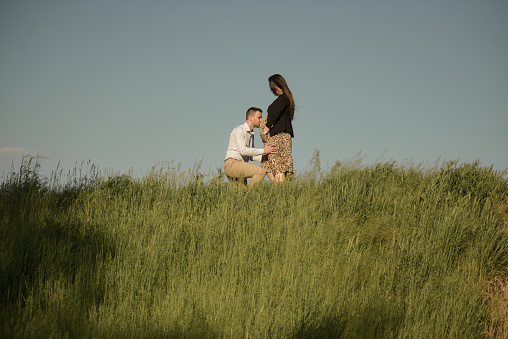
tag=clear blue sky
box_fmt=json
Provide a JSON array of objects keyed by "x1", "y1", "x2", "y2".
[{"x1": 1, "y1": 0, "x2": 507, "y2": 181}]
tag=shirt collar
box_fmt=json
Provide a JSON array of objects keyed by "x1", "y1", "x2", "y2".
[{"x1": 242, "y1": 122, "x2": 253, "y2": 133}]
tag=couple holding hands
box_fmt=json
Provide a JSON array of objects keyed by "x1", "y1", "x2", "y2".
[{"x1": 224, "y1": 74, "x2": 295, "y2": 186}]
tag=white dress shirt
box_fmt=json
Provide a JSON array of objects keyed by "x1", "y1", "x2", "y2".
[{"x1": 225, "y1": 122, "x2": 263, "y2": 162}]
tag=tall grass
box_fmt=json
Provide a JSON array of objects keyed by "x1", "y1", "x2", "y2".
[{"x1": 1, "y1": 156, "x2": 507, "y2": 338}]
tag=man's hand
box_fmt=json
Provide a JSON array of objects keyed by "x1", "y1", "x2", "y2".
[{"x1": 263, "y1": 144, "x2": 277, "y2": 154}]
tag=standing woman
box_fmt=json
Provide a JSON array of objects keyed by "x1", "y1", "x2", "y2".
[{"x1": 260, "y1": 74, "x2": 295, "y2": 183}]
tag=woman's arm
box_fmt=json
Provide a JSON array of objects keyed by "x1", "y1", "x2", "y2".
[
  {"x1": 266, "y1": 94, "x2": 289, "y2": 129},
  {"x1": 259, "y1": 116, "x2": 269, "y2": 142}
]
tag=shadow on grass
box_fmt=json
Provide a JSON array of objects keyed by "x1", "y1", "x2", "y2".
[{"x1": 0, "y1": 196, "x2": 115, "y2": 337}]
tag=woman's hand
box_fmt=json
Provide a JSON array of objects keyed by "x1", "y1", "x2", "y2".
[
  {"x1": 260, "y1": 127, "x2": 270, "y2": 143},
  {"x1": 260, "y1": 131, "x2": 268, "y2": 143}
]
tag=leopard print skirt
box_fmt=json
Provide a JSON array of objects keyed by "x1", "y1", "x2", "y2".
[{"x1": 260, "y1": 116, "x2": 295, "y2": 176}]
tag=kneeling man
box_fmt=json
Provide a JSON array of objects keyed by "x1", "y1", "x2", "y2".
[{"x1": 224, "y1": 107, "x2": 277, "y2": 187}]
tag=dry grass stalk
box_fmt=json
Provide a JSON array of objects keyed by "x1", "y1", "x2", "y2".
[{"x1": 485, "y1": 200, "x2": 508, "y2": 338}]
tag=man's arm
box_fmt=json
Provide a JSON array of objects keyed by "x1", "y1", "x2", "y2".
[
  {"x1": 252, "y1": 154, "x2": 262, "y2": 162},
  {"x1": 231, "y1": 127, "x2": 264, "y2": 157},
  {"x1": 252, "y1": 143, "x2": 278, "y2": 162}
]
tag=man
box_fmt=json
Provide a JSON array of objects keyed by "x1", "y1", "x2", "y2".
[{"x1": 224, "y1": 107, "x2": 277, "y2": 187}]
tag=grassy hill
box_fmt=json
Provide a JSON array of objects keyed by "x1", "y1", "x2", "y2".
[{"x1": 1, "y1": 156, "x2": 507, "y2": 338}]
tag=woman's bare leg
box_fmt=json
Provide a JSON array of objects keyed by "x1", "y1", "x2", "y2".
[
  {"x1": 274, "y1": 172, "x2": 285, "y2": 184},
  {"x1": 266, "y1": 172, "x2": 275, "y2": 183}
]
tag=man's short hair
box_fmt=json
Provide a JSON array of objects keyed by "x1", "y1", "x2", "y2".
[{"x1": 246, "y1": 107, "x2": 263, "y2": 120}]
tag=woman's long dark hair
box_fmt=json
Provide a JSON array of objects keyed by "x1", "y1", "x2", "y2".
[{"x1": 269, "y1": 74, "x2": 295, "y2": 120}]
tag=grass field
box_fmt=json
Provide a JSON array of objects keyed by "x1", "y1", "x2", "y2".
[{"x1": 1, "y1": 155, "x2": 507, "y2": 338}]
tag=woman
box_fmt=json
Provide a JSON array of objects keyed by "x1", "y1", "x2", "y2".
[{"x1": 260, "y1": 74, "x2": 295, "y2": 183}]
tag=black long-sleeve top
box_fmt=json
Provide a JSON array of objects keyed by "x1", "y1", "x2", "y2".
[{"x1": 266, "y1": 93, "x2": 294, "y2": 137}]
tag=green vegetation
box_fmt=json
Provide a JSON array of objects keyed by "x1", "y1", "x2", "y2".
[{"x1": 1, "y1": 155, "x2": 507, "y2": 338}]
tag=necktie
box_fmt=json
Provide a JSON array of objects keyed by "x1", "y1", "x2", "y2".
[{"x1": 248, "y1": 131, "x2": 254, "y2": 147}]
